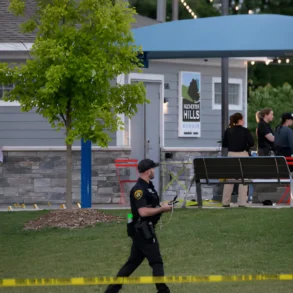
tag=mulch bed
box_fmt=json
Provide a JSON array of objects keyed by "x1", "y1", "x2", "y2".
[{"x1": 24, "y1": 209, "x2": 123, "y2": 230}]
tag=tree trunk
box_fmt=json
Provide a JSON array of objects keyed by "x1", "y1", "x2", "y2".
[{"x1": 66, "y1": 142, "x2": 73, "y2": 211}]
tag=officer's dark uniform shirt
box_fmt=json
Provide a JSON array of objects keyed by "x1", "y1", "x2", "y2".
[{"x1": 130, "y1": 178, "x2": 161, "y2": 226}]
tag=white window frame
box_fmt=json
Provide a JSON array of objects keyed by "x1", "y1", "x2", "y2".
[
  {"x1": 212, "y1": 77, "x2": 243, "y2": 111},
  {"x1": 0, "y1": 84, "x2": 20, "y2": 106}
]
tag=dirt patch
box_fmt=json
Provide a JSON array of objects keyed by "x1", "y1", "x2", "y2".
[{"x1": 24, "y1": 209, "x2": 124, "y2": 230}]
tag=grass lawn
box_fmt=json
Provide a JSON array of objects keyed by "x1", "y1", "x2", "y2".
[{"x1": 0, "y1": 208, "x2": 293, "y2": 292}]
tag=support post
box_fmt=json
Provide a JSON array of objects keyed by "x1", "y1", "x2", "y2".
[
  {"x1": 221, "y1": 0, "x2": 229, "y2": 156},
  {"x1": 157, "y1": 0, "x2": 167, "y2": 22},
  {"x1": 172, "y1": 0, "x2": 179, "y2": 21},
  {"x1": 195, "y1": 179, "x2": 203, "y2": 209},
  {"x1": 81, "y1": 139, "x2": 92, "y2": 208}
]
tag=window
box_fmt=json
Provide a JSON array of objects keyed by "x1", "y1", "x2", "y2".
[
  {"x1": 212, "y1": 77, "x2": 243, "y2": 110},
  {"x1": 0, "y1": 84, "x2": 19, "y2": 106}
]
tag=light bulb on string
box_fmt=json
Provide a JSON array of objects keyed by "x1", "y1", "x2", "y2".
[
  {"x1": 180, "y1": 0, "x2": 197, "y2": 19},
  {"x1": 248, "y1": 10, "x2": 253, "y2": 14},
  {"x1": 235, "y1": 6, "x2": 239, "y2": 11},
  {"x1": 251, "y1": 61, "x2": 255, "y2": 65},
  {"x1": 286, "y1": 59, "x2": 290, "y2": 63},
  {"x1": 278, "y1": 59, "x2": 282, "y2": 64}
]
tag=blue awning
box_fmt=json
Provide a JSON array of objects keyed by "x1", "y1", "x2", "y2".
[{"x1": 132, "y1": 14, "x2": 293, "y2": 59}]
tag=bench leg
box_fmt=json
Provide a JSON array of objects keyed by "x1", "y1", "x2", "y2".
[
  {"x1": 277, "y1": 186, "x2": 290, "y2": 204},
  {"x1": 288, "y1": 176, "x2": 293, "y2": 208},
  {"x1": 195, "y1": 179, "x2": 203, "y2": 208}
]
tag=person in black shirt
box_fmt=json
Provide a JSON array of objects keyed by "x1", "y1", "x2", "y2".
[
  {"x1": 257, "y1": 108, "x2": 274, "y2": 156},
  {"x1": 274, "y1": 112, "x2": 293, "y2": 157},
  {"x1": 222, "y1": 113, "x2": 254, "y2": 207},
  {"x1": 105, "y1": 159, "x2": 172, "y2": 293}
]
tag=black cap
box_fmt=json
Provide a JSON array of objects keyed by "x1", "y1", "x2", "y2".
[
  {"x1": 138, "y1": 159, "x2": 159, "y2": 173},
  {"x1": 282, "y1": 113, "x2": 293, "y2": 120}
]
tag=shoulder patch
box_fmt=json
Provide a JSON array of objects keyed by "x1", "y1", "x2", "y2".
[{"x1": 134, "y1": 189, "x2": 143, "y2": 200}]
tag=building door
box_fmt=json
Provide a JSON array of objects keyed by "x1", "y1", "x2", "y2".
[{"x1": 130, "y1": 82, "x2": 161, "y2": 191}]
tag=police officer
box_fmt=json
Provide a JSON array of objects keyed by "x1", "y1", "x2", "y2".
[{"x1": 104, "y1": 159, "x2": 172, "y2": 293}]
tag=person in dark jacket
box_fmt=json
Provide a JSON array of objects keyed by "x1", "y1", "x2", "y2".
[
  {"x1": 257, "y1": 108, "x2": 274, "y2": 156},
  {"x1": 274, "y1": 113, "x2": 293, "y2": 157},
  {"x1": 222, "y1": 112, "x2": 254, "y2": 207}
]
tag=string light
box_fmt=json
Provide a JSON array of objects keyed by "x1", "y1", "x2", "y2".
[
  {"x1": 248, "y1": 10, "x2": 253, "y2": 14},
  {"x1": 235, "y1": 6, "x2": 239, "y2": 11},
  {"x1": 180, "y1": 0, "x2": 197, "y2": 18},
  {"x1": 249, "y1": 59, "x2": 293, "y2": 65}
]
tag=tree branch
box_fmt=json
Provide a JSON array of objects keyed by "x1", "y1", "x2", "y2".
[{"x1": 59, "y1": 113, "x2": 67, "y2": 126}]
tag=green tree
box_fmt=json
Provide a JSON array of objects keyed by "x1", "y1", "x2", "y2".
[
  {"x1": 240, "y1": 0, "x2": 293, "y2": 15},
  {"x1": 129, "y1": 0, "x2": 220, "y2": 21},
  {"x1": 248, "y1": 62, "x2": 293, "y2": 88},
  {"x1": 248, "y1": 83, "x2": 293, "y2": 135},
  {"x1": 237, "y1": 0, "x2": 293, "y2": 87},
  {"x1": 187, "y1": 79, "x2": 200, "y2": 102},
  {"x1": 0, "y1": 0, "x2": 147, "y2": 210}
]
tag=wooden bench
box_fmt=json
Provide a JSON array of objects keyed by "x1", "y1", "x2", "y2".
[{"x1": 193, "y1": 156, "x2": 293, "y2": 208}]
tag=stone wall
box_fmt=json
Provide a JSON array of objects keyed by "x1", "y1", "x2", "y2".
[
  {"x1": 0, "y1": 149, "x2": 223, "y2": 205},
  {"x1": 1, "y1": 149, "x2": 282, "y2": 205},
  {"x1": 160, "y1": 150, "x2": 223, "y2": 202},
  {"x1": 0, "y1": 149, "x2": 131, "y2": 205}
]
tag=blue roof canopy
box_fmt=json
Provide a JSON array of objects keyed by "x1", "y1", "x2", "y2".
[{"x1": 132, "y1": 14, "x2": 293, "y2": 59}]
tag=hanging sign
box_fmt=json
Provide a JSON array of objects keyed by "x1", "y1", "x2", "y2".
[{"x1": 178, "y1": 71, "x2": 201, "y2": 137}]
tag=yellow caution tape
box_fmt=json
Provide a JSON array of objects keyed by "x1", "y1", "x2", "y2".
[{"x1": 0, "y1": 274, "x2": 293, "y2": 287}]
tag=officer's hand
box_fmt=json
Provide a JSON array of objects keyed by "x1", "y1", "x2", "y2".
[{"x1": 160, "y1": 203, "x2": 172, "y2": 213}]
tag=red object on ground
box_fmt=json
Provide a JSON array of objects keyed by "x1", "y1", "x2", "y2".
[{"x1": 115, "y1": 159, "x2": 139, "y2": 204}]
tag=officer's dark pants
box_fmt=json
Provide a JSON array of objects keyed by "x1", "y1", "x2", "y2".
[{"x1": 104, "y1": 232, "x2": 170, "y2": 293}]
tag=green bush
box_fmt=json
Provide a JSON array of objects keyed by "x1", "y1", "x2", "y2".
[{"x1": 248, "y1": 83, "x2": 293, "y2": 138}]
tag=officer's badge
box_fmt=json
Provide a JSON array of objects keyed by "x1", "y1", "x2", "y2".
[{"x1": 134, "y1": 190, "x2": 143, "y2": 200}]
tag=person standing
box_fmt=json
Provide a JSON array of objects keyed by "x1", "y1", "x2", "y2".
[
  {"x1": 222, "y1": 113, "x2": 254, "y2": 207},
  {"x1": 274, "y1": 113, "x2": 293, "y2": 157},
  {"x1": 257, "y1": 108, "x2": 275, "y2": 156},
  {"x1": 104, "y1": 159, "x2": 172, "y2": 293}
]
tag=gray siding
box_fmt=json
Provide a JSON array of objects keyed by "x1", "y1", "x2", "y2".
[
  {"x1": 142, "y1": 61, "x2": 246, "y2": 148},
  {"x1": 0, "y1": 107, "x2": 116, "y2": 146}
]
